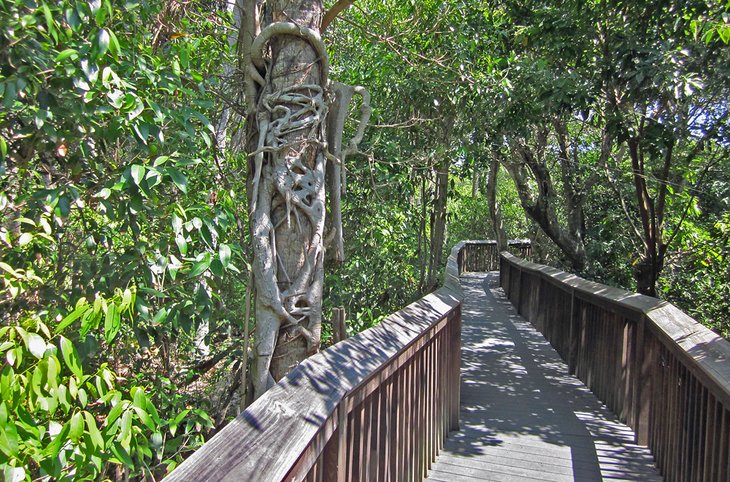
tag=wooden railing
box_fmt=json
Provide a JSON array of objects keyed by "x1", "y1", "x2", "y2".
[
  {"x1": 500, "y1": 252, "x2": 730, "y2": 482},
  {"x1": 165, "y1": 242, "x2": 467, "y2": 482},
  {"x1": 458, "y1": 239, "x2": 531, "y2": 273}
]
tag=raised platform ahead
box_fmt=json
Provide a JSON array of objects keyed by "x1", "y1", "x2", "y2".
[{"x1": 427, "y1": 272, "x2": 663, "y2": 481}]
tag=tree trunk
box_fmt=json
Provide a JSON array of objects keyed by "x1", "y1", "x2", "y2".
[
  {"x1": 244, "y1": 0, "x2": 327, "y2": 399},
  {"x1": 427, "y1": 156, "x2": 449, "y2": 290},
  {"x1": 500, "y1": 134, "x2": 589, "y2": 272},
  {"x1": 485, "y1": 157, "x2": 507, "y2": 251}
]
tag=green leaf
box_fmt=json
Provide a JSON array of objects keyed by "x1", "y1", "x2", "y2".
[
  {"x1": 108, "y1": 29, "x2": 121, "y2": 56},
  {"x1": 60, "y1": 336, "x2": 83, "y2": 378},
  {"x1": 83, "y1": 411, "x2": 105, "y2": 449},
  {"x1": 18, "y1": 232, "x2": 33, "y2": 246},
  {"x1": 189, "y1": 253, "x2": 212, "y2": 277},
  {"x1": 56, "y1": 49, "x2": 79, "y2": 62},
  {"x1": 97, "y1": 29, "x2": 110, "y2": 57},
  {"x1": 175, "y1": 234, "x2": 188, "y2": 256},
  {"x1": 3, "y1": 466, "x2": 25, "y2": 482},
  {"x1": 43, "y1": 420, "x2": 69, "y2": 459},
  {"x1": 27, "y1": 332, "x2": 47, "y2": 359},
  {"x1": 210, "y1": 259, "x2": 224, "y2": 277},
  {"x1": 128, "y1": 97, "x2": 144, "y2": 120},
  {"x1": 219, "y1": 244, "x2": 232, "y2": 268},
  {"x1": 167, "y1": 168, "x2": 188, "y2": 193},
  {"x1": 42, "y1": 4, "x2": 55, "y2": 34},
  {"x1": 107, "y1": 399, "x2": 127, "y2": 426},
  {"x1": 151, "y1": 307, "x2": 167, "y2": 325},
  {"x1": 0, "y1": 415, "x2": 19, "y2": 457},
  {"x1": 57, "y1": 304, "x2": 87, "y2": 332},
  {"x1": 111, "y1": 442, "x2": 135, "y2": 468},
  {"x1": 104, "y1": 303, "x2": 120, "y2": 344},
  {"x1": 131, "y1": 165, "x2": 145, "y2": 185},
  {"x1": 121, "y1": 288, "x2": 133, "y2": 311},
  {"x1": 169, "y1": 409, "x2": 189, "y2": 437},
  {"x1": 119, "y1": 409, "x2": 132, "y2": 449},
  {"x1": 0, "y1": 136, "x2": 6, "y2": 161},
  {"x1": 69, "y1": 411, "x2": 84, "y2": 442}
]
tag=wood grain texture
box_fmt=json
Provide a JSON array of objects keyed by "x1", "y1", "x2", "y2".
[
  {"x1": 165, "y1": 243, "x2": 466, "y2": 482},
  {"x1": 500, "y1": 251, "x2": 730, "y2": 482},
  {"x1": 427, "y1": 273, "x2": 662, "y2": 482}
]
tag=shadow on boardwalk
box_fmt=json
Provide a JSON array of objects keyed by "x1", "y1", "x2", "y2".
[{"x1": 427, "y1": 272, "x2": 663, "y2": 482}]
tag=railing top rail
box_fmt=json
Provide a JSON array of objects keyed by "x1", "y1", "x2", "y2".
[
  {"x1": 460, "y1": 239, "x2": 531, "y2": 246},
  {"x1": 165, "y1": 243, "x2": 466, "y2": 481},
  {"x1": 501, "y1": 251, "x2": 730, "y2": 407}
]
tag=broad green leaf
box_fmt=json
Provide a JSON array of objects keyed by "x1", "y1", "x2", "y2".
[
  {"x1": 47, "y1": 355, "x2": 59, "y2": 389},
  {"x1": 18, "y1": 232, "x2": 33, "y2": 246},
  {"x1": 108, "y1": 29, "x2": 121, "y2": 56},
  {"x1": 168, "y1": 409, "x2": 189, "y2": 437},
  {"x1": 121, "y1": 288, "x2": 133, "y2": 311},
  {"x1": 128, "y1": 97, "x2": 144, "y2": 120},
  {"x1": 167, "y1": 168, "x2": 188, "y2": 193},
  {"x1": 97, "y1": 29, "x2": 110, "y2": 56},
  {"x1": 42, "y1": 4, "x2": 55, "y2": 34},
  {"x1": 175, "y1": 234, "x2": 188, "y2": 256},
  {"x1": 59, "y1": 336, "x2": 83, "y2": 378},
  {"x1": 219, "y1": 244, "x2": 232, "y2": 268},
  {"x1": 210, "y1": 259, "x2": 224, "y2": 277},
  {"x1": 27, "y1": 332, "x2": 47, "y2": 359},
  {"x1": 57, "y1": 304, "x2": 87, "y2": 332},
  {"x1": 104, "y1": 303, "x2": 120, "y2": 344},
  {"x1": 0, "y1": 416, "x2": 19, "y2": 457},
  {"x1": 3, "y1": 466, "x2": 25, "y2": 482},
  {"x1": 130, "y1": 165, "x2": 145, "y2": 185},
  {"x1": 43, "y1": 420, "x2": 69, "y2": 459},
  {"x1": 69, "y1": 411, "x2": 84, "y2": 442},
  {"x1": 106, "y1": 399, "x2": 127, "y2": 426},
  {"x1": 119, "y1": 409, "x2": 132, "y2": 449},
  {"x1": 189, "y1": 253, "x2": 212, "y2": 277},
  {"x1": 151, "y1": 307, "x2": 167, "y2": 325},
  {"x1": 111, "y1": 442, "x2": 135, "y2": 468},
  {"x1": 55, "y1": 48, "x2": 79, "y2": 62},
  {"x1": 83, "y1": 411, "x2": 104, "y2": 449}
]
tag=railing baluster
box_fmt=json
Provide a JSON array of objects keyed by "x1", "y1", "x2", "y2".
[{"x1": 499, "y1": 251, "x2": 730, "y2": 482}]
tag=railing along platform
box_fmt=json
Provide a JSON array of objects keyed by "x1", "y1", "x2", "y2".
[
  {"x1": 500, "y1": 252, "x2": 730, "y2": 482},
  {"x1": 165, "y1": 242, "x2": 470, "y2": 481}
]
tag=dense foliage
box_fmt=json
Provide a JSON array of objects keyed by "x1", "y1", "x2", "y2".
[
  {"x1": 1, "y1": 0, "x2": 728, "y2": 478},
  {"x1": 0, "y1": 0, "x2": 249, "y2": 478}
]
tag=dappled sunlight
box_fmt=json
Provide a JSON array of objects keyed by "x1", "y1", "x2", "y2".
[{"x1": 427, "y1": 272, "x2": 663, "y2": 482}]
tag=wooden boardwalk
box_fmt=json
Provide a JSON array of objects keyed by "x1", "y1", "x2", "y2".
[{"x1": 427, "y1": 272, "x2": 663, "y2": 482}]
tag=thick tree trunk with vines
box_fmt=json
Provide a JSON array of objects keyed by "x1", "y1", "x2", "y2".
[
  {"x1": 244, "y1": 0, "x2": 326, "y2": 399},
  {"x1": 241, "y1": 0, "x2": 368, "y2": 399}
]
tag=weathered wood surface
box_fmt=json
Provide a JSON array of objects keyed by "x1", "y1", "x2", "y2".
[
  {"x1": 500, "y1": 252, "x2": 730, "y2": 482},
  {"x1": 459, "y1": 240, "x2": 532, "y2": 273},
  {"x1": 165, "y1": 244, "x2": 466, "y2": 482},
  {"x1": 428, "y1": 273, "x2": 663, "y2": 481}
]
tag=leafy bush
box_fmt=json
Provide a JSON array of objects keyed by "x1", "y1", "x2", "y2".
[{"x1": 1, "y1": 0, "x2": 246, "y2": 478}]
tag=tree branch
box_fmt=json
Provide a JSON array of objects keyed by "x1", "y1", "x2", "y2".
[{"x1": 321, "y1": 0, "x2": 356, "y2": 32}]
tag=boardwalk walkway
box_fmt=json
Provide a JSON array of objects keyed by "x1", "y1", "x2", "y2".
[{"x1": 427, "y1": 272, "x2": 663, "y2": 482}]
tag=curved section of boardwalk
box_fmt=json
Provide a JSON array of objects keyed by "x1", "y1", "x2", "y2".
[{"x1": 427, "y1": 273, "x2": 663, "y2": 482}]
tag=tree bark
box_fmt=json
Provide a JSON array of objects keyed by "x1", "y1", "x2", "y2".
[
  {"x1": 485, "y1": 157, "x2": 507, "y2": 251},
  {"x1": 244, "y1": 0, "x2": 327, "y2": 399},
  {"x1": 500, "y1": 131, "x2": 589, "y2": 271},
  {"x1": 427, "y1": 156, "x2": 449, "y2": 290}
]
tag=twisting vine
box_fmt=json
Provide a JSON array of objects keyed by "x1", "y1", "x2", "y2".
[{"x1": 245, "y1": 17, "x2": 369, "y2": 398}]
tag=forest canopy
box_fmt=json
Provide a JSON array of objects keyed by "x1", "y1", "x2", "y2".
[{"x1": 1, "y1": 0, "x2": 728, "y2": 479}]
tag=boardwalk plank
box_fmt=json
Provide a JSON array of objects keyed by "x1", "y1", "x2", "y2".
[{"x1": 427, "y1": 273, "x2": 663, "y2": 482}]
